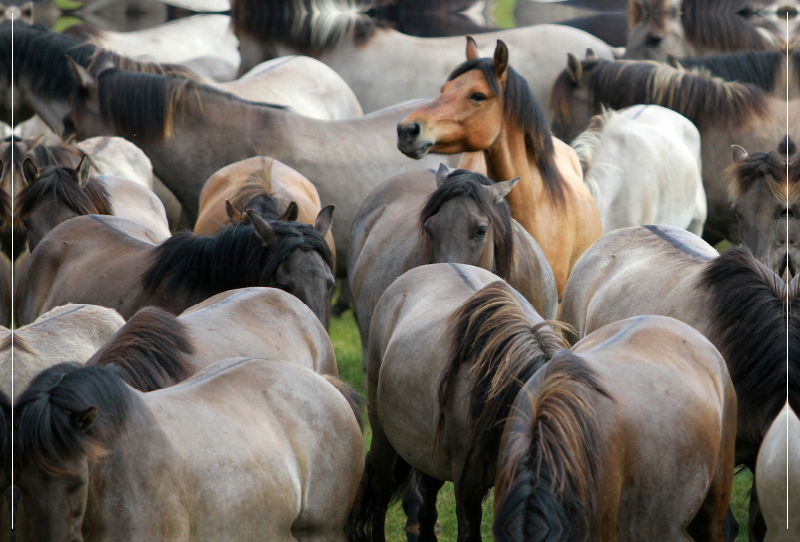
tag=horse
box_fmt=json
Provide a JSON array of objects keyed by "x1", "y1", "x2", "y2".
[
  {"x1": 727, "y1": 147, "x2": 800, "y2": 277},
  {"x1": 0, "y1": 304, "x2": 124, "y2": 400},
  {"x1": 86, "y1": 287, "x2": 339, "y2": 381},
  {"x1": 755, "y1": 403, "x2": 800, "y2": 541},
  {"x1": 16, "y1": 154, "x2": 171, "y2": 252},
  {"x1": 625, "y1": 0, "x2": 783, "y2": 61},
  {"x1": 229, "y1": 0, "x2": 616, "y2": 116},
  {"x1": 493, "y1": 314, "x2": 737, "y2": 541},
  {"x1": 549, "y1": 54, "x2": 793, "y2": 244},
  {"x1": 571, "y1": 104, "x2": 707, "y2": 234},
  {"x1": 351, "y1": 264, "x2": 566, "y2": 542},
  {"x1": 63, "y1": 61, "x2": 459, "y2": 273},
  {"x1": 348, "y1": 166, "x2": 558, "y2": 372},
  {"x1": 15, "y1": 209, "x2": 334, "y2": 327},
  {"x1": 13, "y1": 357, "x2": 364, "y2": 542},
  {"x1": 195, "y1": 157, "x2": 335, "y2": 254},
  {"x1": 560, "y1": 226, "x2": 797, "y2": 473},
  {"x1": 397, "y1": 39, "x2": 602, "y2": 297}
]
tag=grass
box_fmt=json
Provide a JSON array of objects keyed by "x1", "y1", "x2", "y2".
[{"x1": 331, "y1": 303, "x2": 751, "y2": 541}]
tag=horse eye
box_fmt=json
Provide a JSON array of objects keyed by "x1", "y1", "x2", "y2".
[
  {"x1": 475, "y1": 225, "x2": 488, "y2": 238},
  {"x1": 470, "y1": 92, "x2": 486, "y2": 102}
]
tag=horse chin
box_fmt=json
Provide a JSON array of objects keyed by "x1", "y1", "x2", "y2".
[{"x1": 397, "y1": 141, "x2": 433, "y2": 160}]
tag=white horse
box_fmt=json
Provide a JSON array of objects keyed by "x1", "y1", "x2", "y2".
[
  {"x1": 756, "y1": 402, "x2": 800, "y2": 541},
  {"x1": 570, "y1": 105, "x2": 707, "y2": 235},
  {"x1": 212, "y1": 56, "x2": 363, "y2": 120},
  {"x1": 77, "y1": 136, "x2": 155, "y2": 190}
]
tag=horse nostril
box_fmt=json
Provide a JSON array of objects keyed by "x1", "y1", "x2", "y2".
[
  {"x1": 781, "y1": 208, "x2": 796, "y2": 219},
  {"x1": 646, "y1": 34, "x2": 663, "y2": 47},
  {"x1": 402, "y1": 122, "x2": 421, "y2": 139}
]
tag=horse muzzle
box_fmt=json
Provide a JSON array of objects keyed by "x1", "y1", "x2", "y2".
[{"x1": 396, "y1": 121, "x2": 433, "y2": 159}]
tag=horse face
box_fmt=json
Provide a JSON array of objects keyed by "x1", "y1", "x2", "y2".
[
  {"x1": 397, "y1": 69, "x2": 503, "y2": 159},
  {"x1": 733, "y1": 183, "x2": 800, "y2": 278},
  {"x1": 270, "y1": 249, "x2": 335, "y2": 328},
  {"x1": 625, "y1": 2, "x2": 689, "y2": 61},
  {"x1": 424, "y1": 196, "x2": 494, "y2": 270},
  {"x1": 551, "y1": 72, "x2": 593, "y2": 143},
  {"x1": 15, "y1": 458, "x2": 91, "y2": 542}
]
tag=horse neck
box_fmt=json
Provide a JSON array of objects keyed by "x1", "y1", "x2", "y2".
[{"x1": 484, "y1": 121, "x2": 546, "y2": 235}]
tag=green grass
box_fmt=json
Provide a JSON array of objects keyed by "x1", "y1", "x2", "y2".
[
  {"x1": 492, "y1": 0, "x2": 517, "y2": 28},
  {"x1": 331, "y1": 305, "x2": 751, "y2": 541}
]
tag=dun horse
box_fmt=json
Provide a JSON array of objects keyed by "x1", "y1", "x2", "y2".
[
  {"x1": 398, "y1": 39, "x2": 602, "y2": 296},
  {"x1": 16, "y1": 209, "x2": 334, "y2": 326},
  {"x1": 493, "y1": 315, "x2": 737, "y2": 541},
  {"x1": 348, "y1": 166, "x2": 557, "y2": 370},
  {"x1": 14, "y1": 358, "x2": 364, "y2": 542}
]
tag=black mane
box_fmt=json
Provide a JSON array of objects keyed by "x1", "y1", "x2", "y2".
[
  {"x1": 142, "y1": 221, "x2": 332, "y2": 298},
  {"x1": 447, "y1": 58, "x2": 567, "y2": 207},
  {"x1": 15, "y1": 165, "x2": 113, "y2": 223},
  {"x1": 678, "y1": 51, "x2": 783, "y2": 92}
]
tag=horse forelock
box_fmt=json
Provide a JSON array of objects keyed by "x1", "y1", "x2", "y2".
[
  {"x1": 726, "y1": 151, "x2": 800, "y2": 202},
  {"x1": 701, "y1": 247, "x2": 790, "y2": 423},
  {"x1": 419, "y1": 169, "x2": 515, "y2": 279},
  {"x1": 142, "y1": 220, "x2": 333, "y2": 297},
  {"x1": 229, "y1": 159, "x2": 288, "y2": 220},
  {"x1": 14, "y1": 165, "x2": 113, "y2": 226},
  {"x1": 15, "y1": 363, "x2": 131, "y2": 475},
  {"x1": 448, "y1": 58, "x2": 568, "y2": 208},
  {"x1": 435, "y1": 281, "x2": 567, "y2": 485}
]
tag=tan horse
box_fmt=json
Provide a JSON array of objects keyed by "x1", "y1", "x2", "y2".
[
  {"x1": 348, "y1": 166, "x2": 558, "y2": 371},
  {"x1": 352, "y1": 264, "x2": 565, "y2": 542},
  {"x1": 397, "y1": 39, "x2": 602, "y2": 296},
  {"x1": 14, "y1": 358, "x2": 364, "y2": 542},
  {"x1": 86, "y1": 287, "x2": 338, "y2": 383},
  {"x1": 493, "y1": 315, "x2": 737, "y2": 542},
  {"x1": 195, "y1": 157, "x2": 335, "y2": 255}
]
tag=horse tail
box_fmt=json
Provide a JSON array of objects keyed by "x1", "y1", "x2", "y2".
[
  {"x1": 435, "y1": 281, "x2": 567, "y2": 480},
  {"x1": 321, "y1": 375, "x2": 364, "y2": 432},
  {"x1": 493, "y1": 351, "x2": 609, "y2": 542},
  {"x1": 87, "y1": 306, "x2": 195, "y2": 392}
]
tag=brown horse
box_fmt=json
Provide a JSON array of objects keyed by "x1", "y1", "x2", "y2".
[
  {"x1": 549, "y1": 54, "x2": 793, "y2": 244},
  {"x1": 13, "y1": 358, "x2": 364, "y2": 542},
  {"x1": 16, "y1": 209, "x2": 334, "y2": 326},
  {"x1": 727, "y1": 147, "x2": 800, "y2": 276},
  {"x1": 86, "y1": 287, "x2": 339, "y2": 383},
  {"x1": 16, "y1": 154, "x2": 171, "y2": 252},
  {"x1": 195, "y1": 156, "x2": 335, "y2": 254},
  {"x1": 397, "y1": 39, "x2": 602, "y2": 296},
  {"x1": 492, "y1": 315, "x2": 737, "y2": 541},
  {"x1": 352, "y1": 264, "x2": 566, "y2": 542},
  {"x1": 561, "y1": 225, "x2": 797, "y2": 473},
  {"x1": 348, "y1": 166, "x2": 558, "y2": 371}
]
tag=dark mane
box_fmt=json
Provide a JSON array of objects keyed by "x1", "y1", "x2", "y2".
[
  {"x1": 550, "y1": 58, "x2": 770, "y2": 132},
  {"x1": 493, "y1": 351, "x2": 609, "y2": 542},
  {"x1": 680, "y1": 1, "x2": 779, "y2": 52},
  {"x1": 15, "y1": 165, "x2": 113, "y2": 224},
  {"x1": 142, "y1": 221, "x2": 333, "y2": 299},
  {"x1": 86, "y1": 307, "x2": 196, "y2": 392},
  {"x1": 0, "y1": 21, "x2": 198, "y2": 102},
  {"x1": 436, "y1": 281, "x2": 567, "y2": 487},
  {"x1": 448, "y1": 58, "x2": 568, "y2": 207},
  {"x1": 790, "y1": 274, "x2": 800, "y2": 414},
  {"x1": 700, "y1": 247, "x2": 792, "y2": 429},
  {"x1": 725, "y1": 150, "x2": 800, "y2": 202},
  {"x1": 84, "y1": 69, "x2": 286, "y2": 144},
  {"x1": 419, "y1": 169, "x2": 515, "y2": 278},
  {"x1": 228, "y1": 158, "x2": 289, "y2": 219},
  {"x1": 677, "y1": 51, "x2": 783, "y2": 92},
  {"x1": 15, "y1": 363, "x2": 131, "y2": 474}
]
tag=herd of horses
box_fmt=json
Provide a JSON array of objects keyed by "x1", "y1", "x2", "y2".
[{"x1": 0, "y1": 0, "x2": 798, "y2": 540}]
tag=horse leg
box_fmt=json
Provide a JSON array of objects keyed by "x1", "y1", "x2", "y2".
[
  {"x1": 685, "y1": 465, "x2": 734, "y2": 542},
  {"x1": 453, "y1": 478, "x2": 486, "y2": 542},
  {"x1": 402, "y1": 479, "x2": 422, "y2": 542},
  {"x1": 748, "y1": 473, "x2": 767, "y2": 542},
  {"x1": 416, "y1": 474, "x2": 444, "y2": 542},
  {"x1": 363, "y1": 424, "x2": 411, "y2": 542},
  {"x1": 331, "y1": 278, "x2": 351, "y2": 317}
]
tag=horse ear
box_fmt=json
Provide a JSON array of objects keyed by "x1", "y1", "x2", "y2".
[
  {"x1": 666, "y1": 54, "x2": 682, "y2": 69},
  {"x1": 567, "y1": 52, "x2": 582, "y2": 84},
  {"x1": 731, "y1": 145, "x2": 748, "y2": 164},
  {"x1": 279, "y1": 201, "x2": 299, "y2": 222},
  {"x1": 465, "y1": 35, "x2": 479, "y2": 60},
  {"x1": 75, "y1": 153, "x2": 91, "y2": 187},
  {"x1": 314, "y1": 205, "x2": 335, "y2": 237},
  {"x1": 71, "y1": 406, "x2": 98, "y2": 432},
  {"x1": 493, "y1": 40, "x2": 509, "y2": 78},
  {"x1": 225, "y1": 200, "x2": 241, "y2": 223},
  {"x1": 92, "y1": 51, "x2": 115, "y2": 76},
  {"x1": 246, "y1": 209, "x2": 278, "y2": 246},
  {"x1": 585, "y1": 48, "x2": 597, "y2": 60},
  {"x1": 66, "y1": 55, "x2": 95, "y2": 91},
  {"x1": 435, "y1": 163, "x2": 450, "y2": 188},
  {"x1": 22, "y1": 157, "x2": 39, "y2": 185},
  {"x1": 488, "y1": 177, "x2": 519, "y2": 203}
]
